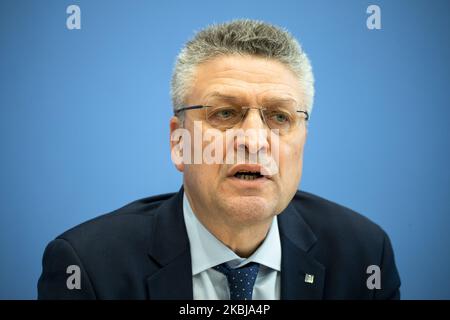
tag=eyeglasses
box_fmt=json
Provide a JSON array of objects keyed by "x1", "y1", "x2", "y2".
[{"x1": 175, "y1": 105, "x2": 309, "y2": 134}]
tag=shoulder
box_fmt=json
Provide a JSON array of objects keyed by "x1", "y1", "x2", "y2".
[
  {"x1": 288, "y1": 190, "x2": 401, "y2": 299},
  {"x1": 55, "y1": 192, "x2": 176, "y2": 252},
  {"x1": 291, "y1": 190, "x2": 387, "y2": 246},
  {"x1": 39, "y1": 192, "x2": 178, "y2": 299}
]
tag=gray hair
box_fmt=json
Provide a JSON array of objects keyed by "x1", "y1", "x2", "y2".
[{"x1": 171, "y1": 19, "x2": 315, "y2": 119}]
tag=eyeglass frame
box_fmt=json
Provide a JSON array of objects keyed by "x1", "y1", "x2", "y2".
[{"x1": 174, "y1": 105, "x2": 309, "y2": 131}]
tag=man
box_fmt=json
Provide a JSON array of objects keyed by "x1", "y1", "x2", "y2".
[{"x1": 38, "y1": 19, "x2": 401, "y2": 299}]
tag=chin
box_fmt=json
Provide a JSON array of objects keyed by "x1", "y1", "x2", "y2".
[{"x1": 221, "y1": 195, "x2": 277, "y2": 225}]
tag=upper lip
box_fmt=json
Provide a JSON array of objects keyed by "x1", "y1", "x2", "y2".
[{"x1": 227, "y1": 164, "x2": 272, "y2": 178}]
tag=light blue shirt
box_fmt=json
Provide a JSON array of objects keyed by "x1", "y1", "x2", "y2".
[{"x1": 183, "y1": 193, "x2": 281, "y2": 300}]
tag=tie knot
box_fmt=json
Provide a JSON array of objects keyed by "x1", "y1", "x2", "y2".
[{"x1": 213, "y1": 262, "x2": 260, "y2": 300}]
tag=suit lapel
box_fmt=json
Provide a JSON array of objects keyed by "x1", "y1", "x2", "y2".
[
  {"x1": 146, "y1": 187, "x2": 193, "y2": 299},
  {"x1": 278, "y1": 202, "x2": 326, "y2": 299}
]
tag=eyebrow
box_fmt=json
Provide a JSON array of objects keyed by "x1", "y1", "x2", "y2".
[
  {"x1": 206, "y1": 92, "x2": 298, "y2": 106},
  {"x1": 207, "y1": 92, "x2": 244, "y2": 104}
]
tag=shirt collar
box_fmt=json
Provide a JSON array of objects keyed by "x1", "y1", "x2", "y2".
[{"x1": 183, "y1": 192, "x2": 281, "y2": 276}]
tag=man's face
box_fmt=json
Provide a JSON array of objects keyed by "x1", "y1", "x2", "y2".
[{"x1": 170, "y1": 55, "x2": 307, "y2": 227}]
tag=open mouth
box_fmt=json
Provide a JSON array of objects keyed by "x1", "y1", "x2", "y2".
[{"x1": 233, "y1": 170, "x2": 264, "y2": 181}]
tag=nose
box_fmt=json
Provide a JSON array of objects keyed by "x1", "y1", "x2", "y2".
[{"x1": 235, "y1": 108, "x2": 270, "y2": 155}]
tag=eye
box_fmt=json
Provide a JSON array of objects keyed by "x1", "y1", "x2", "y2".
[
  {"x1": 209, "y1": 107, "x2": 239, "y2": 121},
  {"x1": 270, "y1": 112, "x2": 290, "y2": 124},
  {"x1": 217, "y1": 109, "x2": 234, "y2": 119}
]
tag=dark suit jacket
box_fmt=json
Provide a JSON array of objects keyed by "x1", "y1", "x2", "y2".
[{"x1": 38, "y1": 187, "x2": 401, "y2": 299}]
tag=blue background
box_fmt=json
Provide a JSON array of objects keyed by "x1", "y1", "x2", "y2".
[{"x1": 1, "y1": 0, "x2": 449, "y2": 299}]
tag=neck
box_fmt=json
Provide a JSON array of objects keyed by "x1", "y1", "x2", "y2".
[
  {"x1": 211, "y1": 221, "x2": 272, "y2": 257},
  {"x1": 185, "y1": 191, "x2": 273, "y2": 258}
]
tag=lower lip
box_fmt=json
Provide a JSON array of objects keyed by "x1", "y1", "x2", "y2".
[{"x1": 227, "y1": 176, "x2": 271, "y2": 188}]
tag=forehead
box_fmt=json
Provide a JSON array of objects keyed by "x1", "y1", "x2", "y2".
[{"x1": 188, "y1": 55, "x2": 303, "y2": 105}]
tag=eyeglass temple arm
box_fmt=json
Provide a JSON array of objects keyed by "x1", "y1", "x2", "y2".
[
  {"x1": 174, "y1": 105, "x2": 206, "y2": 115},
  {"x1": 297, "y1": 110, "x2": 309, "y2": 121}
]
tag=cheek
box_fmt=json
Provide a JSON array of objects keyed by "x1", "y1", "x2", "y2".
[
  {"x1": 279, "y1": 135, "x2": 306, "y2": 178},
  {"x1": 185, "y1": 163, "x2": 220, "y2": 183}
]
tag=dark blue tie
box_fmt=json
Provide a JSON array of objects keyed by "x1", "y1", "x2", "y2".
[{"x1": 213, "y1": 262, "x2": 260, "y2": 300}]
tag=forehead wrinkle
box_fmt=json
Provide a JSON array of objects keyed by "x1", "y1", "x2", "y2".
[
  {"x1": 202, "y1": 69, "x2": 301, "y2": 93},
  {"x1": 201, "y1": 83, "x2": 301, "y2": 106},
  {"x1": 210, "y1": 68, "x2": 291, "y2": 86},
  {"x1": 194, "y1": 54, "x2": 299, "y2": 84}
]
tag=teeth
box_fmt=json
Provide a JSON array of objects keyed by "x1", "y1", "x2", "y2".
[{"x1": 235, "y1": 173, "x2": 260, "y2": 180}]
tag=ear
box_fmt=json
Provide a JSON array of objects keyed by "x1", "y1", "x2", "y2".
[{"x1": 170, "y1": 116, "x2": 185, "y2": 172}]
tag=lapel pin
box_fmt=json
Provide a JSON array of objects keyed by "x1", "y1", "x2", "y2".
[{"x1": 304, "y1": 273, "x2": 314, "y2": 284}]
